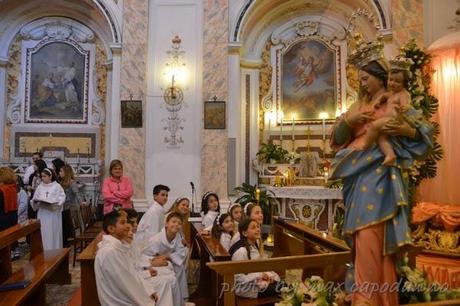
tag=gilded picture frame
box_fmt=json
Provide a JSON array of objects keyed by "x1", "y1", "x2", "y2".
[
  {"x1": 121, "y1": 100, "x2": 143, "y2": 128},
  {"x1": 275, "y1": 37, "x2": 341, "y2": 124},
  {"x1": 204, "y1": 100, "x2": 226, "y2": 129},
  {"x1": 24, "y1": 39, "x2": 89, "y2": 123}
]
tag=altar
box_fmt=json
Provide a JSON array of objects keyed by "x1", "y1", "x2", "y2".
[{"x1": 265, "y1": 185, "x2": 342, "y2": 232}]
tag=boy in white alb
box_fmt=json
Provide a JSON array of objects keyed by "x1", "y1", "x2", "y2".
[
  {"x1": 143, "y1": 212, "x2": 190, "y2": 304},
  {"x1": 124, "y1": 208, "x2": 182, "y2": 306},
  {"x1": 136, "y1": 184, "x2": 170, "y2": 244},
  {"x1": 95, "y1": 210, "x2": 158, "y2": 306}
]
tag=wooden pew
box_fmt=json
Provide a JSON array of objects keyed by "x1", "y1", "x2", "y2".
[
  {"x1": 0, "y1": 220, "x2": 71, "y2": 306},
  {"x1": 77, "y1": 232, "x2": 103, "y2": 306},
  {"x1": 273, "y1": 217, "x2": 350, "y2": 281},
  {"x1": 208, "y1": 251, "x2": 352, "y2": 306},
  {"x1": 273, "y1": 217, "x2": 349, "y2": 256},
  {"x1": 189, "y1": 222, "x2": 231, "y2": 306}
]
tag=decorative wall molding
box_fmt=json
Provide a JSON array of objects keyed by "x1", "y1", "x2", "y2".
[
  {"x1": 91, "y1": 69, "x2": 105, "y2": 125},
  {"x1": 16, "y1": 17, "x2": 97, "y2": 125},
  {"x1": 19, "y1": 18, "x2": 95, "y2": 43},
  {"x1": 270, "y1": 19, "x2": 348, "y2": 124},
  {"x1": 6, "y1": 94, "x2": 21, "y2": 124}
]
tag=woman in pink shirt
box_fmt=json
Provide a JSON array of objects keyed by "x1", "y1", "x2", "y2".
[{"x1": 102, "y1": 160, "x2": 133, "y2": 214}]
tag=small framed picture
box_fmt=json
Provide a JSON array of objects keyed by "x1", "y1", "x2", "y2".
[
  {"x1": 121, "y1": 100, "x2": 142, "y2": 128},
  {"x1": 204, "y1": 100, "x2": 226, "y2": 129}
]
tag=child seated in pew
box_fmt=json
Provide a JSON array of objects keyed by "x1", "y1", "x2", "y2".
[
  {"x1": 200, "y1": 192, "x2": 220, "y2": 228},
  {"x1": 123, "y1": 209, "x2": 179, "y2": 306},
  {"x1": 229, "y1": 218, "x2": 282, "y2": 299},
  {"x1": 243, "y1": 202, "x2": 264, "y2": 225},
  {"x1": 167, "y1": 197, "x2": 191, "y2": 247},
  {"x1": 136, "y1": 184, "x2": 170, "y2": 243},
  {"x1": 95, "y1": 209, "x2": 158, "y2": 306},
  {"x1": 228, "y1": 203, "x2": 243, "y2": 224},
  {"x1": 211, "y1": 213, "x2": 240, "y2": 251},
  {"x1": 143, "y1": 212, "x2": 190, "y2": 305}
]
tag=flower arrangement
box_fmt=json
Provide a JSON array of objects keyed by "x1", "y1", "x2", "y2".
[
  {"x1": 399, "y1": 255, "x2": 460, "y2": 303},
  {"x1": 276, "y1": 276, "x2": 348, "y2": 306},
  {"x1": 257, "y1": 141, "x2": 290, "y2": 163},
  {"x1": 398, "y1": 39, "x2": 443, "y2": 204}
]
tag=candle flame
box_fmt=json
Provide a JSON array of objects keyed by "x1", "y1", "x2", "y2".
[{"x1": 319, "y1": 112, "x2": 329, "y2": 120}]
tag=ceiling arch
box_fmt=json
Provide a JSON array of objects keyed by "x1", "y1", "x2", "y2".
[
  {"x1": 231, "y1": 0, "x2": 391, "y2": 61},
  {"x1": 232, "y1": 0, "x2": 391, "y2": 43}
]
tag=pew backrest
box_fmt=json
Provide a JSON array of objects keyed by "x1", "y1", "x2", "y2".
[{"x1": 207, "y1": 251, "x2": 352, "y2": 306}]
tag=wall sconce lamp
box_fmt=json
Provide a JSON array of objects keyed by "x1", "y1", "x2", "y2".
[
  {"x1": 163, "y1": 35, "x2": 186, "y2": 107},
  {"x1": 162, "y1": 35, "x2": 187, "y2": 147}
]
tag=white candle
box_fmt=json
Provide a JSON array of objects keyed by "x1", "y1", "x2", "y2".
[
  {"x1": 291, "y1": 116, "x2": 295, "y2": 141},
  {"x1": 322, "y1": 118, "x2": 326, "y2": 141},
  {"x1": 280, "y1": 118, "x2": 283, "y2": 147},
  {"x1": 319, "y1": 112, "x2": 328, "y2": 141}
]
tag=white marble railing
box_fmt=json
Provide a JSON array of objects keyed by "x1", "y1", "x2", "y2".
[{"x1": 263, "y1": 185, "x2": 343, "y2": 231}]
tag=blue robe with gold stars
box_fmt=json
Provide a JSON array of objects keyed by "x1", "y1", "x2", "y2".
[{"x1": 330, "y1": 108, "x2": 433, "y2": 255}]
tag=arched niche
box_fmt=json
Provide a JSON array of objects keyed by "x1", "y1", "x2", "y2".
[
  {"x1": 227, "y1": 0, "x2": 392, "y2": 186},
  {"x1": 0, "y1": 0, "x2": 122, "y2": 168}
]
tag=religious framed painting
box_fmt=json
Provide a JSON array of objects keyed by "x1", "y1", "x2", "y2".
[
  {"x1": 24, "y1": 39, "x2": 89, "y2": 124},
  {"x1": 274, "y1": 36, "x2": 342, "y2": 124},
  {"x1": 121, "y1": 100, "x2": 143, "y2": 128},
  {"x1": 204, "y1": 100, "x2": 226, "y2": 129}
]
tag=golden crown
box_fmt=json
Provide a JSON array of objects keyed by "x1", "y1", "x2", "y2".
[
  {"x1": 389, "y1": 55, "x2": 414, "y2": 71},
  {"x1": 348, "y1": 34, "x2": 385, "y2": 69}
]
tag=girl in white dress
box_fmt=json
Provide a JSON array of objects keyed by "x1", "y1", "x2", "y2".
[
  {"x1": 200, "y1": 192, "x2": 220, "y2": 228},
  {"x1": 243, "y1": 202, "x2": 264, "y2": 225},
  {"x1": 228, "y1": 203, "x2": 243, "y2": 224},
  {"x1": 229, "y1": 218, "x2": 281, "y2": 299},
  {"x1": 32, "y1": 168, "x2": 66, "y2": 250},
  {"x1": 211, "y1": 213, "x2": 239, "y2": 251}
]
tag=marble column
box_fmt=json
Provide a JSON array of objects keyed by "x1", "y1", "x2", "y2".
[
  {"x1": 228, "y1": 46, "x2": 243, "y2": 188},
  {"x1": 201, "y1": 0, "x2": 229, "y2": 199},
  {"x1": 107, "y1": 44, "x2": 122, "y2": 162},
  {"x1": 0, "y1": 57, "x2": 8, "y2": 161}
]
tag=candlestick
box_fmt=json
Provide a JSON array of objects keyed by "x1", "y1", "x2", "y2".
[
  {"x1": 279, "y1": 119, "x2": 283, "y2": 148},
  {"x1": 267, "y1": 117, "x2": 271, "y2": 142},
  {"x1": 306, "y1": 125, "x2": 311, "y2": 152}
]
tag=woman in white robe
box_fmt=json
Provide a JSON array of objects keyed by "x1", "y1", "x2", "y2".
[
  {"x1": 31, "y1": 168, "x2": 65, "y2": 250},
  {"x1": 143, "y1": 213, "x2": 189, "y2": 303}
]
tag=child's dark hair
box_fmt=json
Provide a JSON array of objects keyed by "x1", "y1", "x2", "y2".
[
  {"x1": 103, "y1": 210, "x2": 127, "y2": 234},
  {"x1": 228, "y1": 218, "x2": 259, "y2": 259},
  {"x1": 153, "y1": 184, "x2": 170, "y2": 195},
  {"x1": 41, "y1": 168, "x2": 58, "y2": 182},
  {"x1": 33, "y1": 151, "x2": 43, "y2": 158},
  {"x1": 124, "y1": 208, "x2": 138, "y2": 222},
  {"x1": 211, "y1": 213, "x2": 232, "y2": 240},
  {"x1": 166, "y1": 211, "x2": 183, "y2": 223},
  {"x1": 200, "y1": 192, "x2": 220, "y2": 215},
  {"x1": 16, "y1": 175, "x2": 25, "y2": 190}
]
